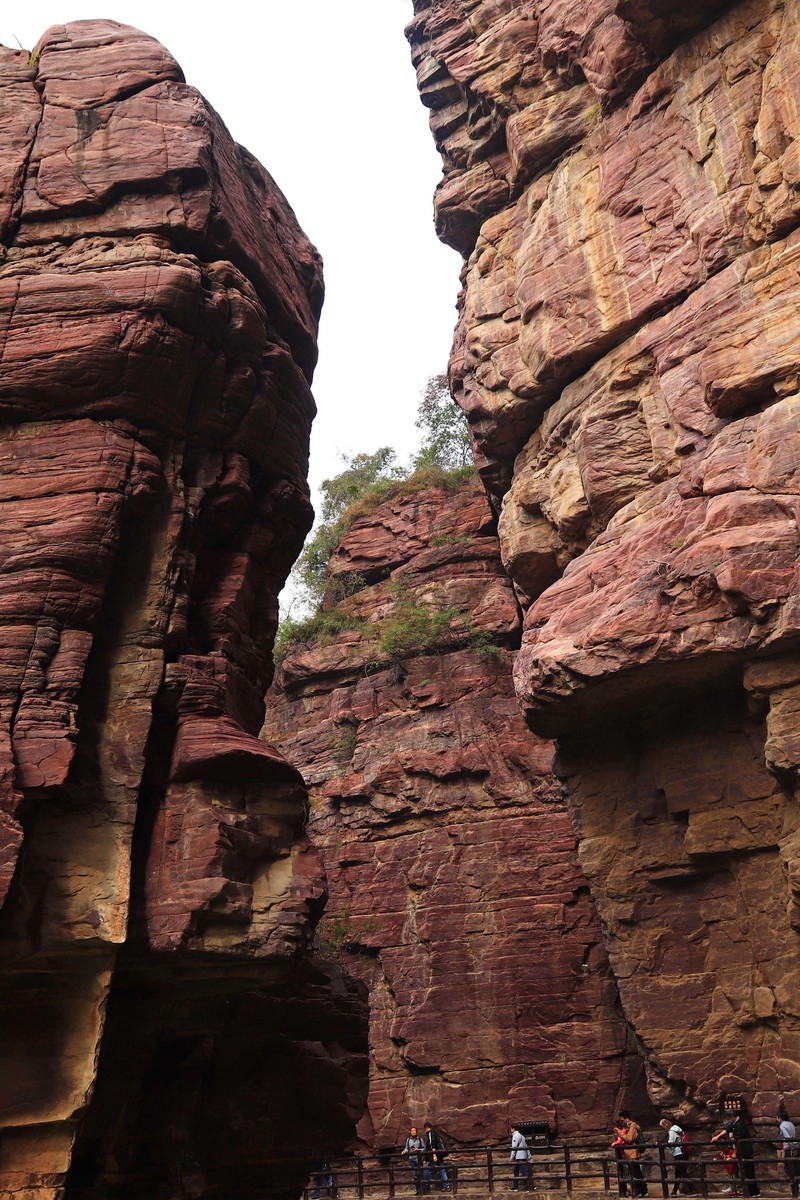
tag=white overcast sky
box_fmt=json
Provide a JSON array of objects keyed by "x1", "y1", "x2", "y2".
[{"x1": 5, "y1": 2, "x2": 461, "y2": 503}]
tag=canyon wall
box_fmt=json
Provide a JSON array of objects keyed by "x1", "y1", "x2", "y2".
[
  {"x1": 0, "y1": 22, "x2": 366, "y2": 1200},
  {"x1": 264, "y1": 475, "x2": 651, "y2": 1148},
  {"x1": 408, "y1": 0, "x2": 800, "y2": 1120}
]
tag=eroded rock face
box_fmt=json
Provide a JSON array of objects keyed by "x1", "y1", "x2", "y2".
[
  {"x1": 409, "y1": 0, "x2": 800, "y2": 1120},
  {"x1": 263, "y1": 477, "x2": 650, "y2": 1148},
  {"x1": 0, "y1": 22, "x2": 366, "y2": 1199}
]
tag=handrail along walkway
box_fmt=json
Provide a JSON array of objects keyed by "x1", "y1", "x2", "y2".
[{"x1": 302, "y1": 1137, "x2": 800, "y2": 1200}]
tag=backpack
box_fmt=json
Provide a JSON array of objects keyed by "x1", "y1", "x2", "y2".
[{"x1": 681, "y1": 1131, "x2": 695, "y2": 1157}]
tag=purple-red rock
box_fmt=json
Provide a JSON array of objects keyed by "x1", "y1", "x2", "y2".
[
  {"x1": 411, "y1": 0, "x2": 800, "y2": 1126},
  {"x1": 263, "y1": 477, "x2": 650, "y2": 1149},
  {"x1": 0, "y1": 21, "x2": 366, "y2": 1199}
]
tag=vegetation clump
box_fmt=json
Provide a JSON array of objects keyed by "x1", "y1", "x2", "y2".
[
  {"x1": 332, "y1": 722, "x2": 358, "y2": 759},
  {"x1": 316, "y1": 901, "x2": 378, "y2": 959},
  {"x1": 276, "y1": 376, "x2": 477, "y2": 661},
  {"x1": 373, "y1": 578, "x2": 464, "y2": 668},
  {"x1": 413, "y1": 372, "x2": 473, "y2": 471},
  {"x1": 367, "y1": 582, "x2": 505, "y2": 673},
  {"x1": 274, "y1": 609, "x2": 366, "y2": 663}
]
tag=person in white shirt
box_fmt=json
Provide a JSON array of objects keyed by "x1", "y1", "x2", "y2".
[
  {"x1": 659, "y1": 1118, "x2": 694, "y2": 1196},
  {"x1": 509, "y1": 1125, "x2": 530, "y2": 1191},
  {"x1": 778, "y1": 1105, "x2": 800, "y2": 1197},
  {"x1": 402, "y1": 1126, "x2": 425, "y2": 1195}
]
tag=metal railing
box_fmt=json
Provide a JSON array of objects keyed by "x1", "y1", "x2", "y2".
[{"x1": 302, "y1": 1138, "x2": 800, "y2": 1199}]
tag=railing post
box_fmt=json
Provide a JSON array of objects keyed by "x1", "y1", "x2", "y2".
[
  {"x1": 357, "y1": 1156, "x2": 364, "y2": 1200},
  {"x1": 452, "y1": 1161, "x2": 458, "y2": 1195},
  {"x1": 602, "y1": 1154, "x2": 611, "y2": 1192},
  {"x1": 388, "y1": 1160, "x2": 395, "y2": 1199},
  {"x1": 487, "y1": 1147, "x2": 494, "y2": 1194},
  {"x1": 699, "y1": 1158, "x2": 707, "y2": 1198},
  {"x1": 565, "y1": 1144, "x2": 573, "y2": 1194},
  {"x1": 658, "y1": 1143, "x2": 668, "y2": 1198}
]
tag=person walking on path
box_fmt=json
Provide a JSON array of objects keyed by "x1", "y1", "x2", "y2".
[
  {"x1": 613, "y1": 1121, "x2": 635, "y2": 1197},
  {"x1": 402, "y1": 1126, "x2": 425, "y2": 1195},
  {"x1": 423, "y1": 1122, "x2": 450, "y2": 1192},
  {"x1": 618, "y1": 1112, "x2": 648, "y2": 1197},
  {"x1": 311, "y1": 1161, "x2": 333, "y2": 1199},
  {"x1": 712, "y1": 1112, "x2": 760, "y2": 1197},
  {"x1": 778, "y1": 1104, "x2": 800, "y2": 1198},
  {"x1": 509, "y1": 1124, "x2": 530, "y2": 1191},
  {"x1": 660, "y1": 1118, "x2": 694, "y2": 1195}
]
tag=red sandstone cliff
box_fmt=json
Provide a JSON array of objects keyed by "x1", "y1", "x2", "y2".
[
  {"x1": 264, "y1": 475, "x2": 651, "y2": 1148},
  {"x1": 0, "y1": 23, "x2": 366, "y2": 1200},
  {"x1": 409, "y1": 0, "x2": 800, "y2": 1121}
]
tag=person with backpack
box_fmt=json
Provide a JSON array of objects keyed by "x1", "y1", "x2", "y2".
[
  {"x1": 509, "y1": 1124, "x2": 530, "y2": 1191},
  {"x1": 402, "y1": 1125, "x2": 425, "y2": 1195},
  {"x1": 423, "y1": 1123, "x2": 450, "y2": 1192},
  {"x1": 778, "y1": 1104, "x2": 800, "y2": 1198},
  {"x1": 659, "y1": 1118, "x2": 695, "y2": 1195},
  {"x1": 619, "y1": 1111, "x2": 648, "y2": 1197}
]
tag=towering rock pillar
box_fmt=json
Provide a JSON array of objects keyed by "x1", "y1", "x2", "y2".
[
  {"x1": 0, "y1": 22, "x2": 366, "y2": 1199},
  {"x1": 409, "y1": 0, "x2": 800, "y2": 1119}
]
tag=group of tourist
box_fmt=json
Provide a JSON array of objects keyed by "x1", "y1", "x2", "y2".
[
  {"x1": 355, "y1": 1103, "x2": 800, "y2": 1198},
  {"x1": 401, "y1": 1123, "x2": 451, "y2": 1194},
  {"x1": 403, "y1": 1121, "x2": 531, "y2": 1193},
  {"x1": 612, "y1": 1104, "x2": 800, "y2": 1199}
]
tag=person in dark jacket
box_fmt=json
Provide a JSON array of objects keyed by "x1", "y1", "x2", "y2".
[
  {"x1": 711, "y1": 1114, "x2": 760, "y2": 1197},
  {"x1": 731, "y1": 1112, "x2": 759, "y2": 1196},
  {"x1": 311, "y1": 1161, "x2": 333, "y2": 1199},
  {"x1": 423, "y1": 1123, "x2": 450, "y2": 1192}
]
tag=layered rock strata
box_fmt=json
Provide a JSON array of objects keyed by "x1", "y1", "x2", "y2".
[
  {"x1": 409, "y1": 0, "x2": 800, "y2": 1119},
  {"x1": 264, "y1": 476, "x2": 651, "y2": 1149},
  {"x1": 0, "y1": 22, "x2": 366, "y2": 1199}
]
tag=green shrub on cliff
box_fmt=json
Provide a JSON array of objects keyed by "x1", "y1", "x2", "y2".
[
  {"x1": 274, "y1": 609, "x2": 366, "y2": 663},
  {"x1": 366, "y1": 580, "x2": 504, "y2": 673},
  {"x1": 373, "y1": 578, "x2": 464, "y2": 667},
  {"x1": 276, "y1": 378, "x2": 477, "y2": 657},
  {"x1": 317, "y1": 901, "x2": 378, "y2": 959},
  {"x1": 297, "y1": 447, "x2": 404, "y2": 604},
  {"x1": 412, "y1": 373, "x2": 473, "y2": 471}
]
